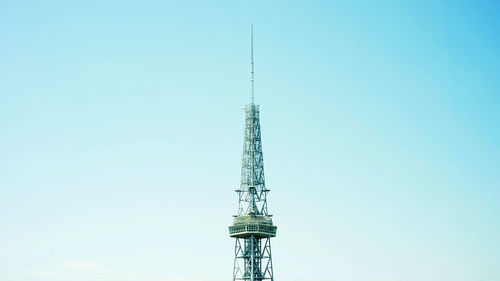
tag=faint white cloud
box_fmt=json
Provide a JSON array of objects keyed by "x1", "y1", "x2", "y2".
[
  {"x1": 27, "y1": 260, "x2": 130, "y2": 281},
  {"x1": 28, "y1": 271, "x2": 70, "y2": 277},
  {"x1": 59, "y1": 260, "x2": 109, "y2": 273},
  {"x1": 153, "y1": 276, "x2": 220, "y2": 281},
  {"x1": 27, "y1": 261, "x2": 210, "y2": 281},
  {"x1": 28, "y1": 270, "x2": 137, "y2": 281}
]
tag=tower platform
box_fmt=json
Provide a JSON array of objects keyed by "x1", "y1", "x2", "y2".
[{"x1": 229, "y1": 214, "x2": 277, "y2": 238}]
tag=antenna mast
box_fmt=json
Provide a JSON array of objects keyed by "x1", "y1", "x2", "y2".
[{"x1": 250, "y1": 24, "x2": 255, "y2": 104}]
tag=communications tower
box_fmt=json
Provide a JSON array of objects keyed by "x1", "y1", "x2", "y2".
[{"x1": 229, "y1": 25, "x2": 277, "y2": 281}]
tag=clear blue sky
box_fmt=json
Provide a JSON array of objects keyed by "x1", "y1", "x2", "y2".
[{"x1": 1, "y1": 1, "x2": 499, "y2": 281}]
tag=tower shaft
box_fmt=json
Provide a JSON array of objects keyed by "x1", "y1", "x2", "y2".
[
  {"x1": 229, "y1": 26, "x2": 276, "y2": 281},
  {"x1": 239, "y1": 104, "x2": 268, "y2": 216}
]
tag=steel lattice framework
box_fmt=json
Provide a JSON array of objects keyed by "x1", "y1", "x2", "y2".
[
  {"x1": 238, "y1": 104, "x2": 268, "y2": 216},
  {"x1": 229, "y1": 25, "x2": 276, "y2": 281}
]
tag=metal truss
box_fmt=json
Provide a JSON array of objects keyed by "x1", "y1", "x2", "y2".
[
  {"x1": 233, "y1": 236, "x2": 274, "y2": 281},
  {"x1": 237, "y1": 104, "x2": 269, "y2": 216},
  {"x1": 231, "y1": 25, "x2": 276, "y2": 281}
]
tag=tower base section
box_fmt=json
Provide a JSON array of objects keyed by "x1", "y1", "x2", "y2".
[{"x1": 233, "y1": 235, "x2": 274, "y2": 281}]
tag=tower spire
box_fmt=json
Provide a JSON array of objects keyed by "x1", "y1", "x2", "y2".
[
  {"x1": 229, "y1": 25, "x2": 277, "y2": 281},
  {"x1": 250, "y1": 24, "x2": 255, "y2": 104}
]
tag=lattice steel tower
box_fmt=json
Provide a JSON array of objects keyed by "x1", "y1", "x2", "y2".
[{"x1": 229, "y1": 25, "x2": 277, "y2": 281}]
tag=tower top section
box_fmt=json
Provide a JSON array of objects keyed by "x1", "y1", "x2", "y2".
[
  {"x1": 229, "y1": 26, "x2": 276, "y2": 281},
  {"x1": 234, "y1": 25, "x2": 270, "y2": 217}
]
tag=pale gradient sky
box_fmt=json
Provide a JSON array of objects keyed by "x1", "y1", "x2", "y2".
[{"x1": 1, "y1": 1, "x2": 499, "y2": 281}]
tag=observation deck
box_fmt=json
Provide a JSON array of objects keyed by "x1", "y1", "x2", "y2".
[{"x1": 229, "y1": 214, "x2": 277, "y2": 238}]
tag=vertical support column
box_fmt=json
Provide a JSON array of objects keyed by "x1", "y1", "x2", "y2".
[
  {"x1": 250, "y1": 235, "x2": 255, "y2": 281},
  {"x1": 263, "y1": 237, "x2": 274, "y2": 281}
]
